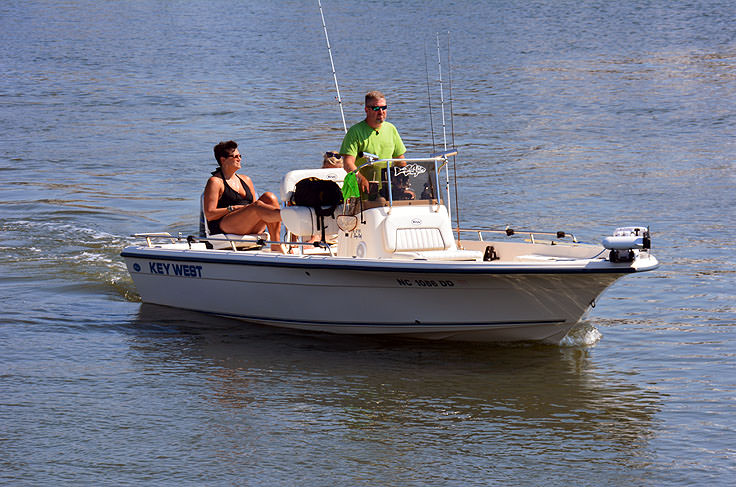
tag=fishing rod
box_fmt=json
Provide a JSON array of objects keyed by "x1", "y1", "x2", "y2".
[
  {"x1": 318, "y1": 0, "x2": 347, "y2": 133},
  {"x1": 436, "y1": 33, "x2": 448, "y2": 151},
  {"x1": 447, "y1": 32, "x2": 461, "y2": 242},
  {"x1": 424, "y1": 43, "x2": 437, "y2": 154},
  {"x1": 436, "y1": 33, "x2": 452, "y2": 224}
]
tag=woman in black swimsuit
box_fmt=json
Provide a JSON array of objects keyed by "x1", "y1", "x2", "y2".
[{"x1": 203, "y1": 140, "x2": 283, "y2": 252}]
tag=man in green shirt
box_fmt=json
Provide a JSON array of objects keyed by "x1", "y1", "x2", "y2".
[{"x1": 340, "y1": 91, "x2": 406, "y2": 192}]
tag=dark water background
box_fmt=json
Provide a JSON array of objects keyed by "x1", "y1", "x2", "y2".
[{"x1": 1, "y1": 1, "x2": 734, "y2": 485}]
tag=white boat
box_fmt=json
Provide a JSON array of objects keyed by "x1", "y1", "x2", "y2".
[{"x1": 121, "y1": 152, "x2": 659, "y2": 342}]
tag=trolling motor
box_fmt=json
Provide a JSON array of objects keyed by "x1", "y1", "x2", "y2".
[{"x1": 602, "y1": 226, "x2": 652, "y2": 263}]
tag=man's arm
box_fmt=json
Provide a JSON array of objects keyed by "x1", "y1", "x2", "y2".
[
  {"x1": 342, "y1": 154, "x2": 357, "y2": 173},
  {"x1": 341, "y1": 153, "x2": 369, "y2": 193}
]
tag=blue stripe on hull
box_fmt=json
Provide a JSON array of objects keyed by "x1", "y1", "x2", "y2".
[{"x1": 121, "y1": 248, "x2": 635, "y2": 275}]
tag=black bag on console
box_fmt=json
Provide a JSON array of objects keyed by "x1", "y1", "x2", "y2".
[
  {"x1": 291, "y1": 177, "x2": 343, "y2": 216},
  {"x1": 290, "y1": 177, "x2": 344, "y2": 242}
]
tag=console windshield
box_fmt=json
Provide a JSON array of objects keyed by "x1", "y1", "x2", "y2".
[{"x1": 357, "y1": 160, "x2": 442, "y2": 206}]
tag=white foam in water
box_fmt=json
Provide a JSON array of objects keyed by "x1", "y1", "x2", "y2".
[
  {"x1": 8, "y1": 219, "x2": 127, "y2": 244},
  {"x1": 4, "y1": 218, "x2": 136, "y2": 296},
  {"x1": 559, "y1": 324, "x2": 602, "y2": 347},
  {"x1": 77, "y1": 251, "x2": 116, "y2": 265}
]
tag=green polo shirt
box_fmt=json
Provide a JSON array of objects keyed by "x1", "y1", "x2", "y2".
[{"x1": 339, "y1": 120, "x2": 406, "y2": 168}]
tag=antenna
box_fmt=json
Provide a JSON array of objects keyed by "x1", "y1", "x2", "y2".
[{"x1": 318, "y1": 0, "x2": 347, "y2": 133}]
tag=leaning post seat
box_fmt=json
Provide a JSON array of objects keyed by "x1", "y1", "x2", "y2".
[
  {"x1": 199, "y1": 192, "x2": 268, "y2": 250},
  {"x1": 279, "y1": 168, "x2": 346, "y2": 244},
  {"x1": 281, "y1": 206, "x2": 341, "y2": 238},
  {"x1": 279, "y1": 168, "x2": 347, "y2": 205}
]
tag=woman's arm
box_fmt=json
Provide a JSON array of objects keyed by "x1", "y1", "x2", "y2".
[{"x1": 203, "y1": 177, "x2": 228, "y2": 221}]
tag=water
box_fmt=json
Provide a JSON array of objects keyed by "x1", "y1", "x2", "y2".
[{"x1": 1, "y1": 1, "x2": 734, "y2": 485}]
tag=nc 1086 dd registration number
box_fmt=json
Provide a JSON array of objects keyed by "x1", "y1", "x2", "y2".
[{"x1": 396, "y1": 278, "x2": 454, "y2": 287}]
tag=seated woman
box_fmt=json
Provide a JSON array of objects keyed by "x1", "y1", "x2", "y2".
[
  {"x1": 203, "y1": 140, "x2": 283, "y2": 252},
  {"x1": 322, "y1": 151, "x2": 343, "y2": 168}
]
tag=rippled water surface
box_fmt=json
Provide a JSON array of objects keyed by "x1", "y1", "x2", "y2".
[{"x1": 1, "y1": 1, "x2": 734, "y2": 485}]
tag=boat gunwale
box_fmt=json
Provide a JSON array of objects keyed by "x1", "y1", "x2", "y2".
[{"x1": 120, "y1": 245, "x2": 655, "y2": 274}]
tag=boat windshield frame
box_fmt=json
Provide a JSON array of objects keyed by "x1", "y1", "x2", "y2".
[{"x1": 352, "y1": 155, "x2": 450, "y2": 209}]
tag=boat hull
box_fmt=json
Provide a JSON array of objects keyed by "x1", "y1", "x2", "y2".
[{"x1": 121, "y1": 246, "x2": 641, "y2": 342}]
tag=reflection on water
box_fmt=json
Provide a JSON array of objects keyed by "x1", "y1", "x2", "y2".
[{"x1": 120, "y1": 305, "x2": 662, "y2": 483}]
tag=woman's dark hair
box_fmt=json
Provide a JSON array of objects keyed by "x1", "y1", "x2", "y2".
[{"x1": 213, "y1": 140, "x2": 238, "y2": 165}]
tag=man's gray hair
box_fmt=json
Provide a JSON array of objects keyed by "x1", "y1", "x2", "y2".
[{"x1": 365, "y1": 91, "x2": 385, "y2": 106}]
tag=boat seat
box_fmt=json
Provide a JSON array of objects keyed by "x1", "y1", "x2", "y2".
[
  {"x1": 199, "y1": 193, "x2": 268, "y2": 250},
  {"x1": 281, "y1": 206, "x2": 340, "y2": 238},
  {"x1": 280, "y1": 167, "x2": 347, "y2": 204},
  {"x1": 394, "y1": 227, "x2": 446, "y2": 251},
  {"x1": 279, "y1": 168, "x2": 347, "y2": 249},
  {"x1": 383, "y1": 211, "x2": 453, "y2": 252}
]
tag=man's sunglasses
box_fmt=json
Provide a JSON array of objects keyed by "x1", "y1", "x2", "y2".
[{"x1": 369, "y1": 105, "x2": 388, "y2": 111}]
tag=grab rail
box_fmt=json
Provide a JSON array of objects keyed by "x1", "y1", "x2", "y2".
[
  {"x1": 132, "y1": 232, "x2": 180, "y2": 246},
  {"x1": 132, "y1": 232, "x2": 335, "y2": 255},
  {"x1": 454, "y1": 227, "x2": 578, "y2": 244},
  {"x1": 347, "y1": 150, "x2": 456, "y2": 175}
]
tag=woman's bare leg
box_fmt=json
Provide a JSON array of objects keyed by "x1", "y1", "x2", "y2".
[
  {"x1": 219, "y1": 192, "x2": 284, "y2": 252},
  {"x1": 255, "y1": 193, "x2": 283, "y2": 251}
]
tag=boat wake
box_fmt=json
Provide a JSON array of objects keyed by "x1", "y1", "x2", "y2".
[{"x1": 1, "y1": 219, "x2": 139, "y2": 301}]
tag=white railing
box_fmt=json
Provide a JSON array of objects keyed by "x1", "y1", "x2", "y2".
[
  {"x1": 132, "y1": 232, "x2": 335, "y2": 255},
  {"x1": 454, "y1": 227, "x2": 578, "y2": 244}
]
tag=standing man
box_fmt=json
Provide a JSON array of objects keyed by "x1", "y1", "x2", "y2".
[{"x1": 340, "y1": 91, "x2": 406, "y2": 191}]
